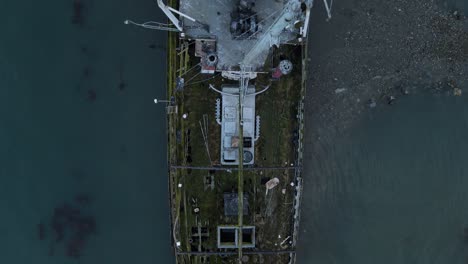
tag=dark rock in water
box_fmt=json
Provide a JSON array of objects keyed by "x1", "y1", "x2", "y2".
[
  {"x1": 71, "y1": 0, "x2": 85, "y2": 26},
  {"x1": 66, "y1": 236, "x2": 85, "y2": 259},
  {"x1": 66, "y1": 216, "x2": 96, "y2": 259},
  {"x1": 387, "y1": 95, "x2": 396, "y2": 105},
  {"x1": 87, "y1": 89, "x2": 96, "y2": 102},
  {"x1": 82, "y1": 67, "x2": 91, "y2": 78},
  {"x1": 51, "y1": 219, "x2": 64, "y2": 242},
  {"x1": 37, "y1": 223, "x2": 46, "y2": 240},
  {"x1": 148, "y1": 44, "x2": 156, "y2": 49},
  {"x1": 71, "y1": 216, "x2": 96, "y2": 235},
  {"x1": 54, "y1": 203, "x2": 81, "y2": 220},
  {"x1": 463, "y1": 227, "x2": 468, "y2": 243},
  {"x1": 75, "y1": 194, "x2": 91, "y2": 206},
  {"x1": 45, "y1": 198, "x2": 97, "y2": 259},
  {"x1": 80, "y1": 45, "x2": 88, "y2": 54},
  {"x1": 51, "y1": 203, "x2": 81, "y2": 241},
  {"x1": 118, "y1": 81, "x2": 126, "y2": 91}
]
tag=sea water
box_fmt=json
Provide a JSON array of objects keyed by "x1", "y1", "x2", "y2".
[
  {"x1": 299, "y1": 93, "x2": 468, "y2": 264},
  {"x1": 2, "y1": 0, "x2": 467, "y2": 263},
  {"x1": 0, "y1": 0, "x2": 172, "y2": 263}
]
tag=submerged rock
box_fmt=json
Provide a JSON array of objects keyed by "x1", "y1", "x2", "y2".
[
  {"x1": 71, "y1": 0, "x2": 85, "y2": 26},
  {"x1": 87, "y1": 89, "x2": 96, "y2": 102},
  {"x1": 463, "y1": 226, "x2": 468, "y2": 243},
  {"x1": 37, "y1": 223, "x2": 46, "y2": 240},
  {"x1": 75, "y1": 194, "x2": 92, "y2": 206},
  {"x1": 43, "y1": 196, "x2": 97, "y2": 259}
]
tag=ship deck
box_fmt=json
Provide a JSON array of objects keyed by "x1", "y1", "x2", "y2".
[{"x1": 166, "y1": 34, "x2": 306, "y2": 263}]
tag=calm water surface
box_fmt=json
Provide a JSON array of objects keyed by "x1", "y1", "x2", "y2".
[
  {"x1": 1, "y1": 0, "x2": 467, "y2": 263},
  {"x1": 0, "y1": 0, "x2": 172, "y2": 263},
  {"x1": 299, "y1": 93, "x2": 468, "y2": 264}
]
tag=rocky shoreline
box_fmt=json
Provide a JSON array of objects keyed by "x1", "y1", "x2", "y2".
[{"x1": 305, "y1": 0, "x2": 468, "y2": 139}]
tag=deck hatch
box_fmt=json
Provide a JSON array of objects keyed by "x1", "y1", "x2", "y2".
[{"x1": 217, "y1": 226, "x2": 256, "y2": 249}]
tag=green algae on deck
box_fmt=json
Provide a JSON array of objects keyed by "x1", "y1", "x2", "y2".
[{"x1": 167, "y1": 35, "x2": 304, "y2": 263}]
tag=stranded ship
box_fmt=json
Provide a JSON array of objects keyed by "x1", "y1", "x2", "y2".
[{"x1": 126, "y1": 0, "x2": 330, "y2": 262}]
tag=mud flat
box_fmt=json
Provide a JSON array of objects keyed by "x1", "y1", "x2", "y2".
[{"x1": 304, "y1": 0, "x2": 468, "y2": 139}]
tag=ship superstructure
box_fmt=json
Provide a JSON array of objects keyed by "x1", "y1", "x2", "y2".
[{"x1": 161, "y1": 0, "x2": 312, "y2": 72}]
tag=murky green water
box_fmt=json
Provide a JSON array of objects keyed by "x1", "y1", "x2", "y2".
[
  {"x1": 299, "y1": 93, "x2": 468, "y2": 264},
  {"x1": 0, "y1": 0, "x2": 172, "y2": 263},
  {"x1": 1, "y1": 0, "x2": 467, "y2": 263}
]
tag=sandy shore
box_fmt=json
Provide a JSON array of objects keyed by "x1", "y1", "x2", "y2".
[{"x1": 304, "y1": 0, "x2": 468, "y2": 140}]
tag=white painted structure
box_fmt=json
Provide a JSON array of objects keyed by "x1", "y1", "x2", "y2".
[{"x1": 220, "y1": 86, "x2": 256, "y2": 165}]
